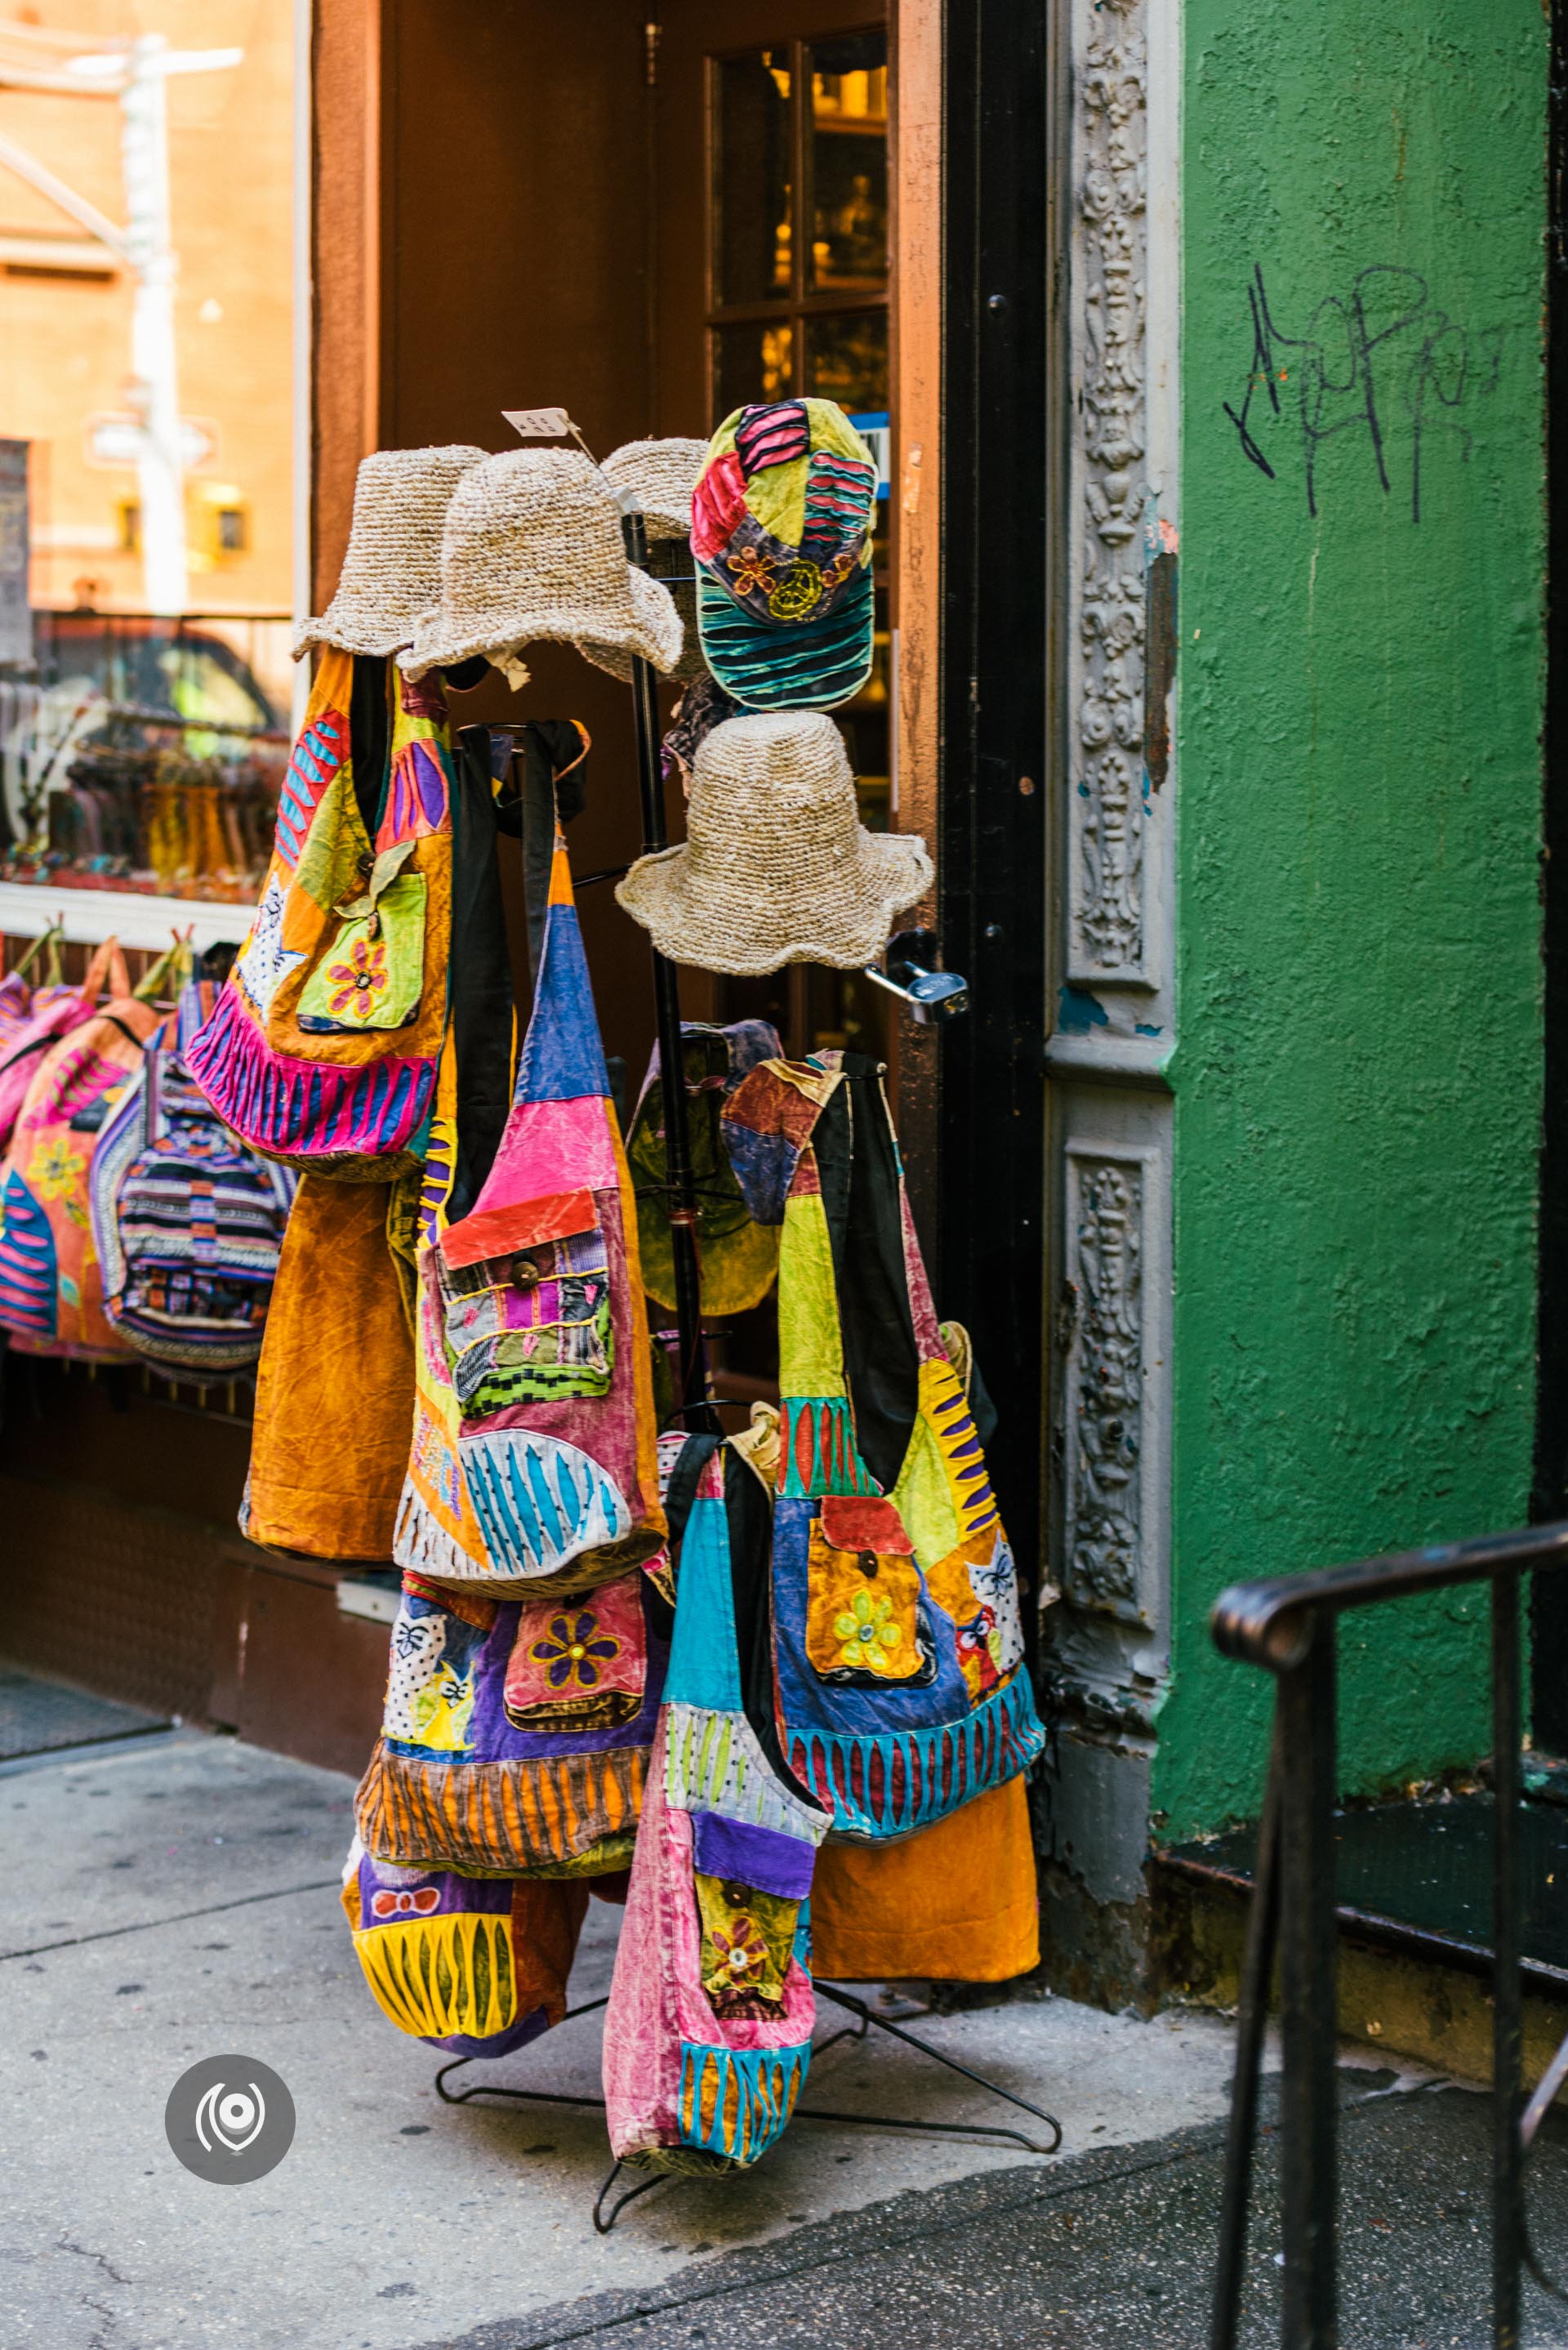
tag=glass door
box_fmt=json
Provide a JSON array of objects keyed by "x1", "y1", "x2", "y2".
[{"x1": 699, "y1": 25, "x2": 893, "y2": 1063}]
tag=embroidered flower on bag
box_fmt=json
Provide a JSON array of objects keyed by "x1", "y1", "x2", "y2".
[
  {"x1": 529, "y1": 1608, "x2": 621, "y2": 1692},
  {"x1": 726, "y1": 543, "x2": 777, "y2": 600},
  {"x1": 324, "y1": 934, "x2": 390, "y2": 1023},
  {"x1": 31, "y1": 1135, "x2": 87, "y2": 1206},
  {"x1": 834, "y1": 1585, "x2": 902, "y2": 1671},
  {"x1": 767, "y1": 559, "x2": 823, "y2": 622},
  {"x1": 709, "y1": 1914, "x2": 769, "y2": 1988}
]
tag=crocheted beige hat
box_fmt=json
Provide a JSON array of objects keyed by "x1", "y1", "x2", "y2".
[
  {"x1": 616, "y1": 711, "x2": 932, "y2": 974},
  {"x1": 579, "y1": 543, "x2": 707, "y2": 688},
  {"x1": 599, "y1": 437, "x2": 706, "y2": 541},
  {"x1": 577, "y1": 439, "x2": 708, "y2": 685},
  {"x1": 293, "y1": 445, "x2": 488, "y2": 659},
  {"x1": 400, "y1": 448, "x2": 684, "y2": 680}
]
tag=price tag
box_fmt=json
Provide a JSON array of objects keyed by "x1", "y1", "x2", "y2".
[{"x1": 502, "y1": 408, "x2": 574, "y2": 439}]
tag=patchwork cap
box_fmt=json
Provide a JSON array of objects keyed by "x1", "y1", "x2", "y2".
[
  {"x1": 692, "y1": 399, "x2": 878, "y2": 711},
  {"x1": 294, "y1": 445, "x2": 488, "y2": 659},
  {"x1": 401, "y1": 448, "x2": 684, "y2": 680},
  {"x1": 616, "y1": 711, "x2": 930, "y2": 975}
]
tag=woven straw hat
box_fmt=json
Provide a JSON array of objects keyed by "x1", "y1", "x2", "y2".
[
  {"x1": 578, "y1": 439, "x2": 708, "y2": 685},
  {"x1": 400, "y1": 448, "x2": 684, "y2": 680},
  {"x1": 293, "y1": 446, "x2": 488, "y2": 659},
  {"x1": 599, "y1": 437, "x2": 706, "y2": 541},
  {"x1": 579, "y1": 543, "x2": 707, "y2": 688},
  {"x1": 616, "y1": 711, "x2": 931, "y2": 974}
]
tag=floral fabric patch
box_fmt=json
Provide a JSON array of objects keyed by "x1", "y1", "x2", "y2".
[
  {"x1": 296, "y1": 872, "x2": 427, "y2": 1034},
  {"x1": 802, "y1": 1500, "x2": 931, "y2": 1687},
  {"x1": 693, "y1": 1871, "x2": 801, "y2": 2015},
  {"x1": 502, "y1": 1572, "x2": 648, "y2": 1732}
]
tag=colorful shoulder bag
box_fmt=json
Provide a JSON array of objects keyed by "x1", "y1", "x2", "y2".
[
  {"x1": 354, "y1": 1558, "x2": 669, "y2": 1884},
  {"x1": 185, "y1": 650, "x2": 455, "y2": 1179},
  {"x1": 0, "y1": 969, "x2": 163, "y2": 1360},
  {"x1": 722, "y1": 1052, "x2": 1046, "y2": 1841},
  {"x1": 89, "y1": 975, "x2": 296, "y2": 1374},
  {"x1": 0, "y1": 934, "x2": 131, "y2": 1156},
  {"x1": 604, "y1": 1435, "x2": 831, "y2": 2174},
  {"x1": 398, "y1": 827, "x2": 665, "y2": 1594}
]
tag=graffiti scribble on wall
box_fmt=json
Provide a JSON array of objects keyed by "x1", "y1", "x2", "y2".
[{"x1": 1223, "y1": 262, "x2": 1508, "y2": 524}]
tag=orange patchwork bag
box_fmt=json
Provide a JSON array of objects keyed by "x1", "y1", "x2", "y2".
[{"x1": 185, "y1": 649, "x2": 455, "y2": 1180}]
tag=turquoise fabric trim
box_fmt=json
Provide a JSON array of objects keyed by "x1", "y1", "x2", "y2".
[
  {"x1": 696, "y1": 568, "x2": 873, "y2": 713},
  {"x1": 677, "y1": 2038, "x2": 811, "y2": 2164},
  {"x1": 784, "y1": 1666, "x2": 1046, "y2": 1842}
]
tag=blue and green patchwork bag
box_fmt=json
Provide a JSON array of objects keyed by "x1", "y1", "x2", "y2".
[{"x1": 90, "y1": 979, "x2": 296, "y2": 1375}]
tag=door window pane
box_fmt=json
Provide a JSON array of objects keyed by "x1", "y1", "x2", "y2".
[
  {"x1": 804, "y1": 310, "x2": 888, "y2": 412},
  {"x1": 807, "y1": 33, "x2": 888, "y2": 295},
  {"x1": 715, "y1": 51, "x2": 793, "y2": 305},
  {"x1": 712, "y1": 319, "x2": 795, "y2": 420}
]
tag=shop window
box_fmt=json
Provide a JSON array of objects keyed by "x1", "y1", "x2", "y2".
[{"x1": 707, "y1": 27, "x2": 887, "y2": 421}]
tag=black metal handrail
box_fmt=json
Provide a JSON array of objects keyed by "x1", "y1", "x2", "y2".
[{"x1": 1209, "y1": 1521, "x2": 1568, "y2": 2350}]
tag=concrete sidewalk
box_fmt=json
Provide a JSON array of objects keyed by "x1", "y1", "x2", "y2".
[{"x1": 6, "y1": 1723, "x2": 1558, "y2": 2349}]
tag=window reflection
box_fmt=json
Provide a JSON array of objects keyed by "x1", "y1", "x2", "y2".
[
  {"x1": 712, "y1": 320, "x2": 795, "y2": 419},
  {"x1": 807, "y1": 36, "x2": 888, "y2": 296},
  {"x1": 715, "y1": 51, "x2": 792, "y2": 307},
  {"x1": 805, "y1": 310, "x2": 889, "y2": 414}
]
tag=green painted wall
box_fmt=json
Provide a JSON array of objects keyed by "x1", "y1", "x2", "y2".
[{"x1": 1156, "y1": 0, "x2": 1547, "y2": 1841}]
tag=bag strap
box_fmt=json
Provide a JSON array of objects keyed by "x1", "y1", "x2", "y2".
[
  {"x1": 663, "y1": 1432, "x2": 722, "y2": 1565},
  {"x1": 78, "y1": 934, "x2": 132, "y2": 1008},
  {"x1": 100, "y1": 1011, "x2": 154, "y2": 1057},
  {"x1": 144, "y1": 1026, "x2": 168, "y2": 1144},
  {"x1": 134, "y1": 932, "x2": 193, "y2": 1005},
  {"x1": 7, "y1": 924, "x2": 57, "y2": 986}
]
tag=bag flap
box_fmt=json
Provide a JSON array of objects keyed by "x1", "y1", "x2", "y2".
[
  {"x1": 439, "y1": 1185, "x2": 596, "y2": 1271},
  {"x1": 818, "y1": 1494, "x2": 915, "y2": 1557}
]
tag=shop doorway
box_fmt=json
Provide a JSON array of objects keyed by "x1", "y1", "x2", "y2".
[
  {"x1": 325, "y1": 0, "x2": 1049, "y2": 1562},
  {"x1": 348, "y1": 0, "x2": 1048, "y2": 1563}
]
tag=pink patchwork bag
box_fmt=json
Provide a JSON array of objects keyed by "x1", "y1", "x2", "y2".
[{"x1": 0, "y1": 937, "x2": 131, "y2": 1156}]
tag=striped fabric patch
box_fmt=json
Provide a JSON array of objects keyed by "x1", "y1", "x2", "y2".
[
  {"x1": 355, "y1": 1739, "x2": 647, "y2": 1875},
  {"x1": 0, "y1": 1170, "x2": 56, "y2": 1337},
  {"x1": 697, "y1": 567, "x2": 873, "y2": 714},
  {"x1": 784, "y1": 1666, "x2": 1045, "y2": 1841},
  {"x1": 275, "y1": 708, "x2": 349, "y2": 871},
  {"x1": 457, "y1": 1428, "x2": 632, "y2": 1582},
  {"x1": 662, "y1": 1701, "x2": 832, "y2": 1846},
  {"x1": 734, "y1": 399, "x2": 810, "y2": 478},
  {"x1": 677, "y1": 2039, "x2": 810, "y2": 2165},
  {"x1": 776, "y1": 1396, "x2": 880, "y2": 1500},
  {"x1": 923, "y1": 1356, "x2": 1002, "y2": 1539},
  {"x1": 185, "y1": 983, "x2": 435, "y2": 1171},
  {"x1": 801, "y1": 452, "x2": 877, "y2": 555}
]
